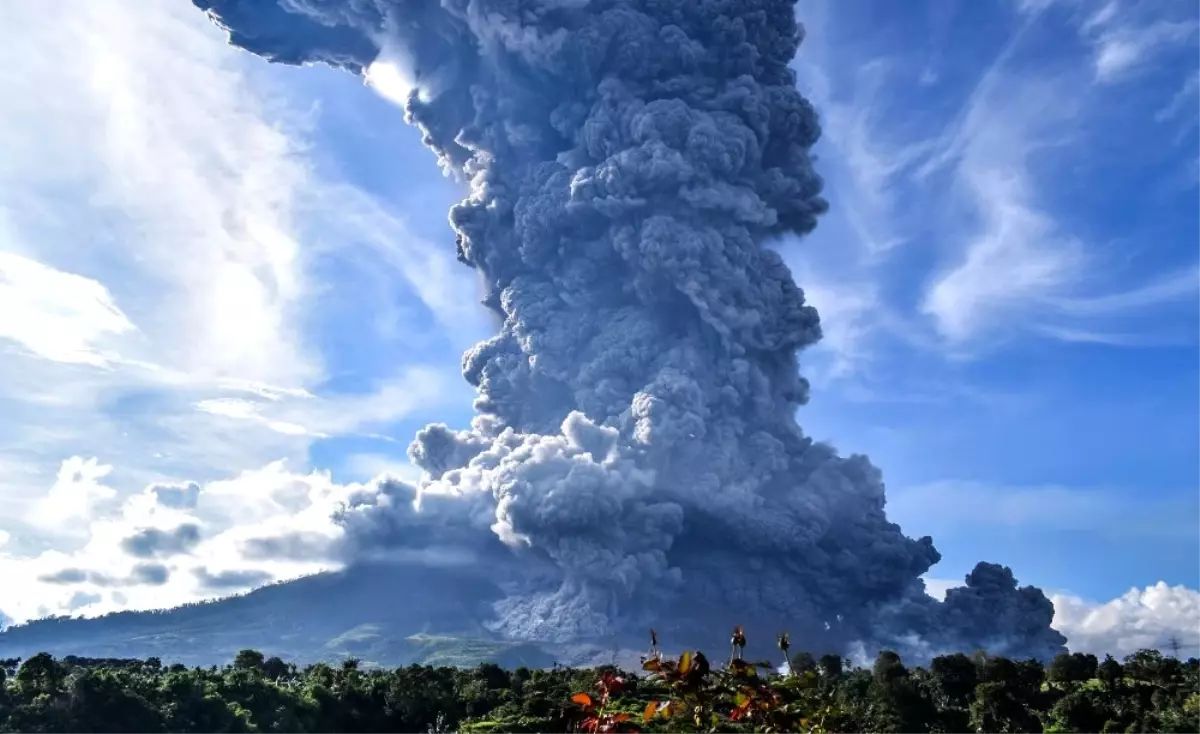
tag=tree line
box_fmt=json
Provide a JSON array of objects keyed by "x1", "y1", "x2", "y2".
[{"x1": 0, "y1": 634, "x2": 1195, "y2": 732}]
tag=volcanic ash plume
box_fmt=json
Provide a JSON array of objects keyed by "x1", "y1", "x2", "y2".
[{"x1": 194, "y1": 0, "x2": 1067, "y2": 661}]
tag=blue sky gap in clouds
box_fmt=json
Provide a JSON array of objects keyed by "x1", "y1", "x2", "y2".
[{"x1": 0, "y1": 0, "x2": 1195, "y2": 657}]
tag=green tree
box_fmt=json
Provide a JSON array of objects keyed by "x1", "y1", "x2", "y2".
[
  {"x1": 970, "y1": 680, "x2": 1041, "y2": 733},
  {"x1": 818, "y1": 653, "x2": 844, "y2": 680},
  {"x1": 1, "y1": 641, "x2": 1197, "y2": 734},
  {"x1": 1045, "y1": 687, "x2": 1112, "y2": 733},
  {"x1": 791, "y1": 651, "x2": 818, "y2": 675},
  {"x1": 873, "y1": 650, "x2": 906, "y2": 687},
  {"x1": 866, "y1": 650, "x2": 937, "y2": 733},
  {"x1": 15, "y1": 653, "x2": 64, "y2": 698},
  {"x1": 1098, "y1": 654, "x2": 1124, "y2": 691},
  {"x1": 232, "y1": 649, "x2": 266, "y2": 674},
  {"x1": 1049, "y1": 652, "x2": 1099, "y2": 686},
  {"x1": 930, "y1": 652, "x2": 978, "y2": 707},
  {"x1": 262, "y1": 656, "x2": 291, "y2": 681}
]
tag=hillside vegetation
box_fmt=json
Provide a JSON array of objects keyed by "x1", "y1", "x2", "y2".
[
  {"x1": 0, "y1": 565, "x2": 547, "y2": 669},
  {"x1": 0, "y1": 629, "x2": 1195, "y2": 733}
]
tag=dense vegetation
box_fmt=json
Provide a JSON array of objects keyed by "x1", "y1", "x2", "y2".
[{"x1": 0, "y1": 631, "x2": 1195, "y2": 733}]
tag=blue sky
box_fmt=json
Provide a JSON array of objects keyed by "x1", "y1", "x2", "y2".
[
  {"x1": 0, "y1": 0, "x2": 1195, "y2": 657},
  {"x1": 786, "y1": 0, "x2": 1199, "y2": 604}
]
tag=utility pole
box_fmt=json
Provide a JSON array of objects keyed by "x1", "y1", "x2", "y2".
[{"x1": 1165, "y1": 635, "x2": 1182, "y2": 659}]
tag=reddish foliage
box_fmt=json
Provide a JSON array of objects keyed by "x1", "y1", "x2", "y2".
[
  {"x1": 570, "y1": 669, "x2": 638, "y2": 733},
  {"x1": 571, "y1": 625, "x2": 840, "y2": 734}
]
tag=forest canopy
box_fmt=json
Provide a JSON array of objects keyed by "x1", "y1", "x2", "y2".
[{"x1": 0, "y1": 635, "x2": 1195, "y2": 733}]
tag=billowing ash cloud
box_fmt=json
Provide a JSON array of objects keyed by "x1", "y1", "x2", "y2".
[{"x1": 194, "y1": 0, "x2": 1067, "y2": 660}]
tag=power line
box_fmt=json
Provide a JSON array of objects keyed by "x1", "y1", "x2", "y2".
[
  {"x1": 1156, "y1": 633, "x2": 1195, "y2": 657},
  {"x1": 1164, "y1": 635, "x2": 1182, "y2": 659}
]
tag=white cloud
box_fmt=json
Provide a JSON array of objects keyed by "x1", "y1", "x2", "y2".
[
  {"x1": 922, "y1": 576, "x2": 956, "y2": 601},
  {"x1": 1030, "y1": 0, "x2": 1198, "y2": 85},
  {"x1": 0, "y1": 251, "x2": 135, "y2": 365},
  {"x1": 1155, "y1": 71, "x2": 1200, "y2": 152},
  {"x1": 783, "y1": 9, "x2": 935, "y2": 377},
  {"x1": 26, "y1": 457, "x2": 119, "y2": 533},
  {"x1": 785, "y1": 0, "x2": 1196, "y2": 365},
  {"x1": 1016, "y1": 0, "x2": 1065, "y2": 16},
  {"x1": 195, "y1": 397, "x2": 312, "y2": 437},
  {"x1": 924, "y1": 575, "x2": 1200, "y2": 657},
  {"x1": 790, "y1": 273, "x2": 884, "y2": 382},
  {"x1": 1, "y1": 0, "x2": 1191, "y2": 654},
  {"x1": 787, "y1": 0, "x2": 1197, "y2": 367},
  {"x1": 802, "y1": 60, "x2": 932, "y2": 258},
  {"x1": 913, "y1": 52, "x2": 1094, "y2": 347},
  {"x1": 1051, "y1": 583, "x2": 1200, "y2": 658},
  {"x1": 0, "y1": 0, "x2": 325, "y2": 501},
  {"x1": 916, "y1": 49, "x2": 1197, "y2": 348},
  {"x1": 0, "y1": 0, "x2": 321, "y2": 387},
  {"x1": 308, "y1": 181, "x2": 490, "y2": 351},
  {"x1": 1030, "y1": 324, "x2": 1192, "y2": 347},
  {"x1": 1157, "y1": 72, "x2": 1200, "y2": 124},
  {"x1": 921, "y1": 158, "x2": 1086, "y2": 343},
  {"x1": 1079, "y1": 1, "x2": 1119, "y2": 33},
  {"x1": 340, "y1": 453, "x2": 425, "y2": 484},
  {"x1": 1086, "y1": 18, "x2": 1198, "y2": 84},
  {"x1": 0, "y1": 460, "x2": 379, "y2": 625},
  {"x1": 1044, "y1": 267, "x2": 1199, "y2": 315},
  {"x1": 0, "y1": 0, "x2": 477, "y2": 526},
  {"x1": 193, "y1": 365, "x2": 460, "y2": 439}
]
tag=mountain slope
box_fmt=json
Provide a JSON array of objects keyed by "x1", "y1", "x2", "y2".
[{"x1": 0, "y1": 563, "x2": 559, "y2": 668}]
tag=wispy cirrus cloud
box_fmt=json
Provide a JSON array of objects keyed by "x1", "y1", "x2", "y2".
[
  {"x1": 785, "y1": 0, "x2": 1198, "y2": 372},
  {"x1": 0, "y1": 0, "x2": 480, "y2": 532},
  {"x1": 0, "y1": 0, "x2": 320, "y2": 387},
  {"x1": 1015, "y1": 0, "x2": 1199, "y2": 84},
  {"x1": 1157, "y1": 71, "x2": 1200, "y2": 123},
  {"x1": 0, "y1": 251, "x2": 135, "y2": 366},
  {"x1": 193, "y1": 365, "x2": 460, "y2": 439},
  {"x1": 785, "y1": 3, "x2": 933, "y2": 381},
  {"x1": 917, "y1": 76, "x2": 1086, "y2": 346},
  {"x1": 1154, "y1": 70, "x2": 1200, "y2": 158},
  {"x1": 1078, "y1": 1, "x2": 1197, "y2": 84},
  {"x1": 915, "y1": 16, "x2": 1197, "y2": 350}
]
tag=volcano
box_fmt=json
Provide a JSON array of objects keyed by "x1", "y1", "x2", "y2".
[{"x1": 5, "y1": 0, "x2": 1071, "y2": 667}]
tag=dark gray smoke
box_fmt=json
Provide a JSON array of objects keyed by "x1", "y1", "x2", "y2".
[{"x1": 194, "y1": 0, "x2": 1067, "y2": 661}]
